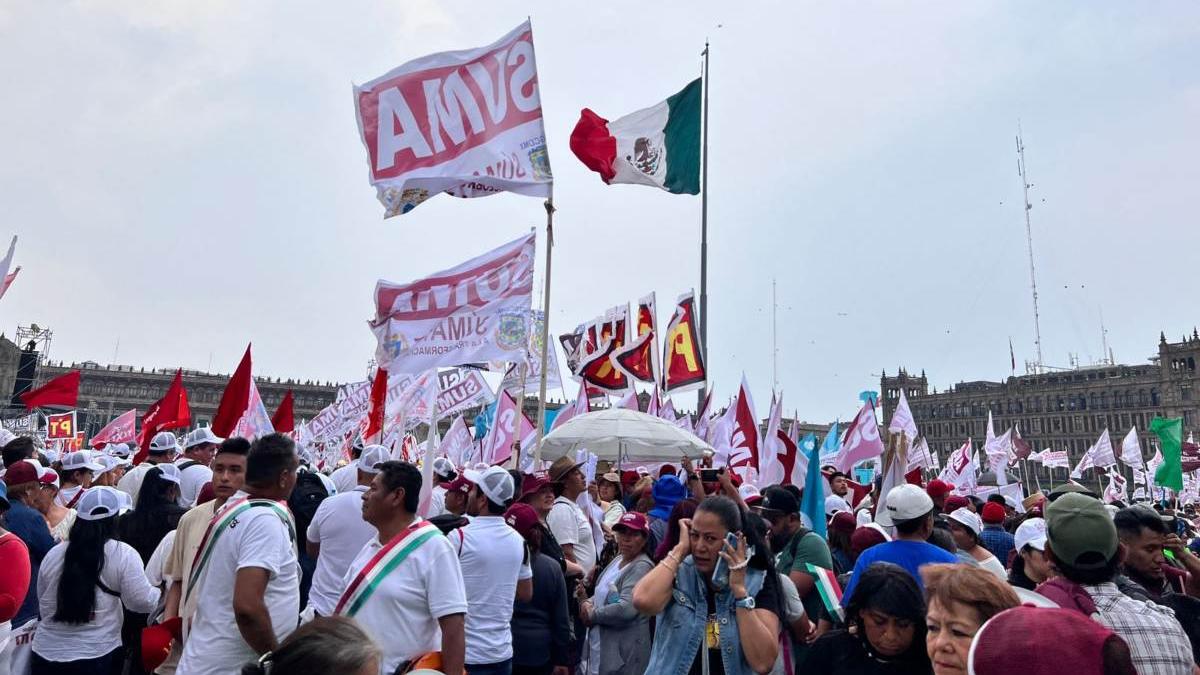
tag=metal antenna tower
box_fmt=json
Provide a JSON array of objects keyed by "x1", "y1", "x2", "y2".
[{"x1": 1016, "y1": 123, "x2": 1044, "y2": 371}]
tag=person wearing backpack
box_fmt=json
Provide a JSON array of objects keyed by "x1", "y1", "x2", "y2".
[
  {"x1": 174, "y1": 428, "x2": 221, "y2": 508},
  {"x1": 288, "y1": 451, "x2": 334, "y2": 610},
  {"x1": 304, "y1": 445, "x2": 386, "y2": 617}
]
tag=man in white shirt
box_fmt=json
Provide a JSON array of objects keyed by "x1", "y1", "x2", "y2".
[
  {"x1": 329, "y1": 436, "x2": 365, "y2": 494},
  {"x1": 118, "y1": 432, "x2": 177, "y2": 505},
  {"x1": 459, "y1": 465, "x2": 533, "y2": 674},
  {"x1": 174, "y1": 427, "x2": 221, "y2": 507},
  {"x1": 426, "y1": 457, "x2": 456, "y2": 517},
  {"x1": 547, "y1": 456, "x2": 597, "y2": 579},
  {"x1": 305, "y1": 445, "x2": 387, "y2": 616},
  {"x1": 342, "y1": 460, "x2": 467, "y2": 675},
  {"x1": 177, "y1": 433, "x2": 300, "y2": 675}
]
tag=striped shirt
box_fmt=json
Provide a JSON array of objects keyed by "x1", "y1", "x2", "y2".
[{"x1": 1084, "y1": 582, "x2": 1193, "y2": 675}]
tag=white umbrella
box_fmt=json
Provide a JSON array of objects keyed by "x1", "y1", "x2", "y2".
[{"x1": 539, "y1": 407, "x2": 713, "y2": 464}]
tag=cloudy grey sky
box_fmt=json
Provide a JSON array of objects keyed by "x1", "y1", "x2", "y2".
[{"x1": 2, "y1": 1, "x2": 1198, "y2": 422}]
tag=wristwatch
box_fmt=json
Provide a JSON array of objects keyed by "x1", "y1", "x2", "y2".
[{"x1": 734, "y1": 595, "x2": 756, "y2": 610}]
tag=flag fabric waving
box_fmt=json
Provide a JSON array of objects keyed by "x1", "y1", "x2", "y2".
[
  {"x1": 0, "y1": 236, "x2": 18, "y2": 302},
  {"x1": 550, "y1": 380, "x2": 590, "y2": 432},
  {"x1": 756, "y1": 393, "x2": 785, "y2": 487},
  {"x1": 570, "y1": 79, "x2": 701, "y2": 195},
  {"x1": 727, "y1": 376, "x2": 760, "y2": 476},
  {"x1": 352, "y1": 20, "x2": 552, "y2": 218},
  {"x1": 1091, "y1": 429, "x2": 1118, "y2": 468},
  {"x1": 19, "y1": 370, "x2": 81, "y2": 410},
  {"x1": 231, "y1": 379, "x2": 275, "y2": 441},
  {"x1": 661, "y1": 291, "x2": 706, "y2": 393},
  {"x1": 833, "y1": 401, "x2": 884, "y2": 472},
  {"x1": 1149, "y1": 416, "x2": 1184, "y2": 491},
  {"x1": 1120, "y1": 427, "x2": 1144, "y2": 469},
  {"x1": 371, "y1": 232, "x2": 535, "y2": 374},
  {"x1": 90, "y1": 409, "x2": 137, "y2": 449},
  {"x1": 211, "y1": 345, "x2": 253, "y2": 438},
  {"x1": 887, "y1": 389, "x2": 918, "y2": 442},
  {"x1": 800, "y1": 439, "x2": 827, "y2": 539},
  {"x1": 578, "y1": 336, "x2": 629, "y2": 394},
  {"x1": 136, "y1": 370, "x2": 191, "y2": 463},
  {"x1": 364, "y1": 368, "x2": 389, "y2": 444},
  {"x1": 271, "y1": 391, "x2": 295, "y2": 434}
]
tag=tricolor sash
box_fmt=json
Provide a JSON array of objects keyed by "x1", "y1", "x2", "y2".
[
  {"x1": 184, "y1": 496, "x2": 296, "y2": 605},
  {"x1": 334, "y1": 520, "x2": 440, "y2": 617}
]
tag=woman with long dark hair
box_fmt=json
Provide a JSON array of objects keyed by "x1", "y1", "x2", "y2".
[
  {"x1": 117, "y1": 464, "x2": 187, "y2": 564},
  {"x1": 31, "y1": 487, "x2": 160, "y2": 674},
  {"x1": 801, "y1": 563, "x2": 932, "y2": 674},
  {"x1": 634, "y1": 495, "x2": 782, "y2": 675}
]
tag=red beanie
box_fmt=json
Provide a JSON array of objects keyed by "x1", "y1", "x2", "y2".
[
  {"x1": 943, "y1": 495, "x2": 970, "y2": 512},
  {"x1": 926, "y1": 479, "x2": 952, "y2": 499},
  {"x1": 981, "y1": 502, "x2": 1006, "y2": 524}
]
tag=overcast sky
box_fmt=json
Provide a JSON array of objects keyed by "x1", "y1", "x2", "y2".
[{"x1": 2, "y1": 2, "x2": 1198, "y2": 423}]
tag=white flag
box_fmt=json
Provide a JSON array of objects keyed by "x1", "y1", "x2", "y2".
[
  {"x1": 1092, "y1": 429, "x2": 1118, "y2": 468},
  {"x1": 757, "y1": 393, "x2": 786, "y2": 487},
  {"x1": 441, "y1": 415, "x2": 474, "y2": 468},
  {"x1": 1071, "y1": 444, "x2": 1096, "y2": 479},
  {"x1": 1120, "y1": 427, "x2": 1144, "y2": 469},
  {"x1": 0, "y1": 236, "x2": 18, "y2": 302},
  {"x1": 371, "y1": 232, "x2": 535, "y2": 374},
  {"x1": 888, "y1": 389, "x2": 919, "y2": 442},
  {"x1": 353, "y1": 21, "x2": 552, "y2": 217},
  {"x1": 983, "y1": 429, "x2": 1013, "y2": 486}
]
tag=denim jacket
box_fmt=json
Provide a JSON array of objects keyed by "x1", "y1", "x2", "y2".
[{"x1": 643, "y1": 555, "x2": 767, "y2": 675}]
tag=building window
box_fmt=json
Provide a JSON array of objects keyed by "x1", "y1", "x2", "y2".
[
  {"x1": 1182, "y1": 383, "x2": 1193, "y2": 402},
  {"x1": 1151, "y1": 389, "x2": 1160, "y2": 406}
]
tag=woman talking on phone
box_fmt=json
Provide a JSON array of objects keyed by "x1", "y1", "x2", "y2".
[{"x1": 633, "y1": 495, "x2": 782, "y2": 675}]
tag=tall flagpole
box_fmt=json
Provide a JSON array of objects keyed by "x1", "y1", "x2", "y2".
[
  {"x1": 698, "y1": 41, "x2": 710, "y2": 412},
  {"x1": 534, "y1": 196, "x2": 555, "y2": 464}
]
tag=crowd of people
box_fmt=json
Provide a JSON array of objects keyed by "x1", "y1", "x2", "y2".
[{"x1": 0, "y1": 427, "x2": 1198, "y2": 675}]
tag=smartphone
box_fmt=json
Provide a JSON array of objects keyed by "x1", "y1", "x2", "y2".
[
  {"x1": 711, "y1": 532, "x2": 740, "y2": 587},
  {"x1": 700, "y1": 468, "x2": 720, "y2": 482}
]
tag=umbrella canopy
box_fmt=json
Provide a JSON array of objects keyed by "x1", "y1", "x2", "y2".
[{"x1": 539, "y1": 407, "x2": 713, "y2": 464}]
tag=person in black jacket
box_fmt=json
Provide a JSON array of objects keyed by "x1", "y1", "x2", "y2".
[
  {"x1": 801, "y1": 563, "x2": 932, "y2": 675},
  {"x1": 506, "y1": 502, "x2": 572, "y2": 675}
]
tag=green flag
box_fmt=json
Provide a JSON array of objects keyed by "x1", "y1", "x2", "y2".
[{"x1": 1149, "y1": 416, "x2": 1184, "y2": 491}]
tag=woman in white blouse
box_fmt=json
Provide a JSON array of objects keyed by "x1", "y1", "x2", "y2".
[{"x1": 31, "y1": 486, "x2": 160, "y2": 674}]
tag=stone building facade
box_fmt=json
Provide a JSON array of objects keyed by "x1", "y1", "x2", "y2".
[{"x1": 881, "y1": 331, "x2": 1200, "y2": 466}]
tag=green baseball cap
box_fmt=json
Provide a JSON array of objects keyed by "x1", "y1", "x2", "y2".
[{"x1": 1045, "y1": 493, "x2": 1118, "y2": 570}]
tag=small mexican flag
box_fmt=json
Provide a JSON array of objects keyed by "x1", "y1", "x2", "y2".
[
  {"x1": 804, "y1": 563, "x2": 845, "y2": 622},
  {"x1": 569, "y1": 78, "x2": 701, "y2": 194}
]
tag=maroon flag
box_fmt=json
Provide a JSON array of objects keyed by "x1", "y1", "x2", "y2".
[
  {"x1": 1182, "y1": 442, "x2": 1200, "y2": 472},
  {"x1": 211, "y1": 345, "x2": 253, "y2": 438},
  {"x1": 136, "y1": 370, "x2": 191, "y2": 464},
  {"x1": 272, "y1": 390, "x2": 295, "y2": 434},
  {"x1": 20, "y1": 370, "x2": 81, "y2": 410},
  {"x1": 1011, "y1": 425, "x2": 1033, "y2": 460}
]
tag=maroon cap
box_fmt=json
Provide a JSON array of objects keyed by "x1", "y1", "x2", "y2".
[
  {"x1": 829, "y1": 510, "x2": 857, "y2": 534},
  {"x1": 969, "y1": 607, "x2": 1126, "y2": 675},
  {"x1": 658, "y1": 464, "x2": 677, "y2": 478},
  {"x1": 613, "y1": 511, "x2": 649, "y2": 535},
  {"x1": 981, "y1": 502, "x2": 1006, "y2": 524},
  {"x1": 850, "y1": 525, "x2": 888, "y2": 558},
  {"x1": 440, "y1": 475, "x2": 472, "y2": 494},
  {"x1": 520, "y1": 472, "x2": 550, "y2": 499},
  {"x1": 944, "y1": 495, "x2": 970, "y2": 512},
  {"x1": 926, "y1": 479, "x2": 952, "y2": 499},
  {"x1": 504, "y1": 502, "x2": 540, "y2": 538},
  {"x1": 620, "y1": 470, "x2": 639, "y2": 488},
  {"x1": 3, "y1": 461, "x2": 38, "y2": 486}
]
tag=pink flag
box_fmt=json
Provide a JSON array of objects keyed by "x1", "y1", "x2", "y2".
[
  {"x1": 483, "y1": 390, "x2": 536, "y2": 466},
  {"x1": 614, "y1": 390, "x2": 639, "y2": 411},
  {"x1": 550, "y1": 380, "x2": 589, "y2": 431},
  {"x1": 441, "y1": 415, "x2": 474, "y2": 468},
  {"x1": 647, "y1": 386, "x2": 661, "y2": 417},
  {"x1": 757, "y1": 393, "x2": 786, "y2": 487},
  {"x1": 90, "y1": 409, "x2": 137, "y2": 449},
  {"x1": 231, "y1": 379, "x2": 275, "y2": 440},
  {"x1": 693, "y1": 388, "x2": 713, "y2": 441},
  {"x1": 0, "y1": 236, "x2": 18, "y2": 302},
  {"x1": 834, "y1": 401, "x2": 884, "y2": 472}
]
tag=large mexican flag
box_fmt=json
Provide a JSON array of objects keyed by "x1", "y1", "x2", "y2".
[{"x1": 569, "y1": 78, "x2": 701, "y2": 195}]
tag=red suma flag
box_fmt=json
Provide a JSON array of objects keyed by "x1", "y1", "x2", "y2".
[
  {"x1": 90, "y1": 409, "x2": 137, "y2": 449},
  {"x1": 20, "y1": 370, "x2": 81, "y2": 410},
  {"x1": 570, "y1": 79, "x2": 701, "y2": 194},
  {"x1": 136, "y1": 369, "x2": 191, "y2": 463},
  {"x1": 353, "y1": 20, "x2": 552, "y2": 218}
]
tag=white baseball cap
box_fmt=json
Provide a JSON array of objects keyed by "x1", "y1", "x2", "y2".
[
  {"x1": 463, "y1": 466, "x2": 515, "y2": 505},
  {"x1": 36, "y1": 463, "x2": 60, "y2": 489},
  {"x1": 184, "y1": 427, "x2": 224, "y2": 449},
  {"x1": 432, "y1": 456, "x2": 455, "y2": 479},
  {"x1": 106, "y1": 442, "x2": 131, "y2": 459},
  {"x1": 947, "y1": 507, "x2": 983, "y2": 537},
  {"x1": 359, "y1": 445, "x2": 391, "y2": 474},
  {"x1": 61, "y1": 450, "x2": 105, "y2": 473},
  {"x1": 1014, "y1": 517, "x2": 1047, "y2": 552},
  {"x1": 875, "y1": 484, "x2": 935, "y2": 527},
  {"x1": 152, "y1": 463, "x2": 183, "y2": 486},
  {"x1": 95, "y1": 455, "x2": 126, "y2": 477},
  {"x1": 76, "y1": 486, "x2": 133, "y2": 521},
  {"x1": 0, "y1": 430, "x2": 15, "y2": 447},
  {"x1": 149, "y1": 432, "x2": 180, "y2": 454}
]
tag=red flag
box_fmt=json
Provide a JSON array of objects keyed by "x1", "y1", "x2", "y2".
[
  {"x1": 211, "y1": 345, "x2": 253, "y2": 438},
  {"x1": 20, "y1": 370, "x2": 81, "y2": 409},
  {"x1": 729, "y1": 376, "x2": 760, "y2": 471},
  {"x1": 578, "y1": 336, "x2": 628, "y2": 394},
  {"x1": 90, "y1": 409, "x2": 137, "y2": 448},
  {"x1": 271, "y1": 390, "x2": 295, "y2": 433},
  {"x1": 364, "y1": 368, "x2": 388, "y2": 443},
  {"x1": 662, "y1": 291, "x2": 706, "y2": 393},
  {"x1": 135, "y1": 370, "x2": 191, "y2": 464},
  {"x1": 904, "y1": 468, "x2": 924, "y2": 487}
]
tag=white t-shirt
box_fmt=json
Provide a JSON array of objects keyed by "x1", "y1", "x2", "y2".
[
  {"x1": 330, "y1": 461, "x2": 359, "y2": 494},
  {"x1": 427, "y1": 485, "x2": 447, "y2": 517},
  {"x1": 458, "y1": 515, "x2": 532, "y2": 665},
  {"x1": 117, "y1": 461, "x2": 169, "y2": 506},
  {"x1": 305, "y1": 487, "x2": 377, "y2": 616},
  {"x1": 175, "y1": 457, "x2": 213, "y2": 508},
  {"x1": 177, "y1": 492, "x2": 299, "y2": 675},
  {"x1": 977, "y1": 553, "x2": 1008, "y2": 581},
  {"x1": 343, "y1": 527, "x2": 468, "y2": 674},
  {"x1": 146, "y1": 529, "x2": 177, "y2": 589},
  {"x1": 549, "y1": 496, "x2": 597, "y2": 577},
  {"x1": 32, "y1": 539, "x2": 161, "y2": 661}
]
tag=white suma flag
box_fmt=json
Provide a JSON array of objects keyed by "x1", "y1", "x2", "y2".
[
  {"x1": 1092, "y1": 429, "x2": 1118, "y2": 468},
  {"x1": 353, "y1": 21, "x2": 552, "y2": 217},
  {"x1": 1120, "y1": 427, "x2": 1144, "y2": 469},
  {"x1": 888, "y1": 389, "x2": 919, "y2": 442}
]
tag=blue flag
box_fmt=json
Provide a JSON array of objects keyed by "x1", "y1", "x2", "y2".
[
  {"x1": 820, "y1": 421, "x2": 840, "y2": 459},
  {"x1": 474, "y1": 399, "x2": 497, "y2": 440},
  {"x1": 800, "y1": 432, "x2": 827, "y2": 538}
]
